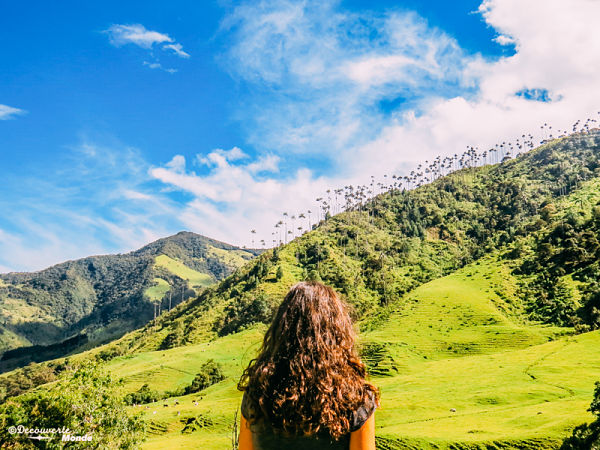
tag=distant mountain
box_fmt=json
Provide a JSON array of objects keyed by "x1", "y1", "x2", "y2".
[{"x1": 0, "y1": 231, "x2": 259, "y2": 370}]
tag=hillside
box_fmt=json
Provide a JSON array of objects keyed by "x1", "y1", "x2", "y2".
[
  {"x1": 93, "y1": 255, "x2": 597, "y2": 449},
  {"x1": 0, "y1": 232, "x2": 259, "y2": 371},
  {"x1": 99, "y1": 130, "x2": 600, "y2": 357},
  {"x1": 2, "y1": 130, "x2": 600, "y2": 448}
]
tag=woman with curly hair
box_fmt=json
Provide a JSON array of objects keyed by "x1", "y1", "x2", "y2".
[{"x1": 238, "y1": 281, "x2": 379, "y2": 450}]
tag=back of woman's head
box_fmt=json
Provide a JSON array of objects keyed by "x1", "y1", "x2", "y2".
[{"x1": 238, "y1": 281, "x2": 378, "y2": 439}]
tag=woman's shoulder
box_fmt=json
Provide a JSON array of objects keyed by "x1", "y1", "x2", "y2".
[
  {"x1": 241, "y1": 390, "x2": 253, "y2": 419},
  {"x1": 349, "y1": 389, "x2": 378, "y2": 432}
]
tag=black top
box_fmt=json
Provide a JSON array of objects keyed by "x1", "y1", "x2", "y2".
[{"x1": 240, "y1": 391, "x2": 377, "y2": 450}]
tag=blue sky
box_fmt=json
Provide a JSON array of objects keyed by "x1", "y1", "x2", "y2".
[{"x1": 1, "y1": 0, "x2": 600, "y2": 271}]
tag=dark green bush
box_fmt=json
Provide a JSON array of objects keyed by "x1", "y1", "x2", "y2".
[
  {"x1": 124, "y1": 383, "x2": 160, "y2": 405},
  {"x1": 184, "y1": 359, "x2": 225, "y2": 395},
  {"x1": 560, "y1": 381, "x2": 600, "y2": 449}
]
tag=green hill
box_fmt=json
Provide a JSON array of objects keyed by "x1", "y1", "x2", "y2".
[
  {"x1": 104, "y1": 130, "x2": 600, "y2": 356},
  {"x1": 2, "y1": 130, "x2": 600, "y2": 448},
  {"x1": 0, "y1": 232, "x2": 259, "y2": 371},
  {"x1": 91, "y1": 256, "x2": 597, "y2": 449}
]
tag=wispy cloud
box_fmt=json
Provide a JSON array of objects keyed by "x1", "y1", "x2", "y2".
[
  {"x1": 105, "y1": 24, "x2": 173, "y2": 48},
  {"x1": 150, "y1": 148, "x2": 329, "y2": 248},
  {"x1": 104, "y1": 23, "x2": 190, "y2": 72},
  {"x1": 219, "y1": 1, "x2": 471, "y2": 160},
  {"x1": 0, "y1": 139, "x2": 181, "y2": 272},
  {"x1": 164, "y1": 43, "x2": 190, "y2": 59},
  {"x1": 0, "y1": 104, "x2": 26, "y2": 120},
  {"x1": 143, "y1": 61, "x2": 177, "y2": 74}
]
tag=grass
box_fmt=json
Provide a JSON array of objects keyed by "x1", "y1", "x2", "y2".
[
  {"x1": 207, "y1": 246, "x2": 255, "y2": 268},
  {"x1": 145, "y1": 278, "x2": 171, "y2": 302},
  {"x1": 99, "y1": 252, "x2": 599, "y2": 449},
  {"x1": 107, "y1": 328, "x2": 264, "y2": 449},
  {"x1": 154, "y1": 255, "x2": 214, "y2": 289},
  {"x1": 364, "y1": 253, "x2": 568, "y2": 362},
  {"x1": 374, "y1": 332, "x2": 598, "y2": 447}
]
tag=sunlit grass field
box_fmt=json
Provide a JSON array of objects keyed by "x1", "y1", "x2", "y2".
[
  {"x1": 105, "y1": 254, "x2": 599, "y2": 449},
  {"x1": 155, "y1": 255, "x2": 215, "y2": 289}
]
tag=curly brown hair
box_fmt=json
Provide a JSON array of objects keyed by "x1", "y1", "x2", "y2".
[{"x1": 237, "y1": 281, "x2": 379, "y2": 440}]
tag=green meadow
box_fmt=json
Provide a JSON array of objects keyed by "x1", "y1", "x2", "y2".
[
  {"x1": 103, "y1": 252, "x2": 599, "y2": 449},
  {"x1": 154, "y1": 254, "x2": 215, "y2": 289}
]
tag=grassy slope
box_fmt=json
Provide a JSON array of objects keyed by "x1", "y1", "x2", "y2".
[
  {"x1": 145, "y1": 278, "x2": 172, "y2": 302},
  {"x1": 367, "y1": 254, "x2": 594, "y2": 448},
  {"x1": 101, "y1": 253, "x2": 599, "y2": 449},
  {"x1": 145, "y1": 247, "x2": 253, "y2": 302},
  {"x1": 144, "y1": 254, "x2": 215, "y2": 302},
  {"x1": 207, "y1": 247, "x2": 258, "y2": 269},
  {"x1": 154, "y1": 255, "x2": 214, "y2": 289}
]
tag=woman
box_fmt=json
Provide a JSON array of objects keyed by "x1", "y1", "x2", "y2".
[{"x1": 238, "y1": 281, "x2": 379, "y2": 450}]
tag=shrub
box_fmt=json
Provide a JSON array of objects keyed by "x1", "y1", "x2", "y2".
[
  {"x1": 160, "y1": 321, "x2": 185, "y2": 350},
  {"x1": 124, "y1": 383, "x2": 160, "y2": 405},
  {"x1": 184, "y1": 360, "x2": 225, "y2": 395},
  {"x1": 275, "y1": 266, "x2": 284, "y2": 281}
]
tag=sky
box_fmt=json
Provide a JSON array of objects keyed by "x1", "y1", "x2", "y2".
[{"x1": 1, "y1": 0, "x2": 600, "y2": 272}]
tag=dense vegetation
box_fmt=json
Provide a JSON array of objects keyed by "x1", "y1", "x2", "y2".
[
  {"x1": 0, "y1": 232, "x2": 258, "y2": 371},
  {"x1": 183, "y1": 360, "x2": 225, "y2": 395},
  {"x1": 124, "y1": 384, "x2": 162, "y2": 406},
  {"x1": 514, "y1": 203, "x2": 600, "y2": 330},
  {"x1": 0, "y1": 361, "x2": 66, "y2": 403},
  {"x1": 0, "y1": 362, "x2": 146, "y2": 448}
]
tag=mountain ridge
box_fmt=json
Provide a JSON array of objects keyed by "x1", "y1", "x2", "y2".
[{"x1": 0, "y1": 231, "x2": 260, "y2": 371}]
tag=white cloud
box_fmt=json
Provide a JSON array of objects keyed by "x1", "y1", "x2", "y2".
[
  {"x1": 0, "y1": 104, "x2": 26, "y2": 120},
  {"x1": 220, "y1": 1, "x2": 469, "y2": 156},
  {"x1": 165, "y1": 155, "x2": 187, "y2": 173},
  {"x1": 164, "y1": 43, "x2": 191, "y2": 59},
  {"x1": 153, "y1": 0, "x2": 600, "y2": 249},
  {"x1": 150, "y1": 151, "x2": 330, "y2": 247},
  {"x1": 494, "y1": 35, "x2": 514, "y2": 46},
  {"x1": 196, "y1": 147, "x2": 249, "y2": 166},
  {"x1": 143, "y1": 61, "x2": 161, "y2": 69},
  {"x1": 247, "y1": 154, "x2": 280, "y2": 174},
  {"x1": 105, "y1": 23, "x2": 190, "y2": 72},
  {"x1": 345, "y1": 54, "x2": 421, "y2": 86},
  {"x1": 122, "y1": 189, "x2": 155, "y2": 201},
  {"x1": 105, "y1": 24, "x2": 173, "y2": 48},
  {"x1": 143, "y1": 60, "x2": 178, "y2": 73}
]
